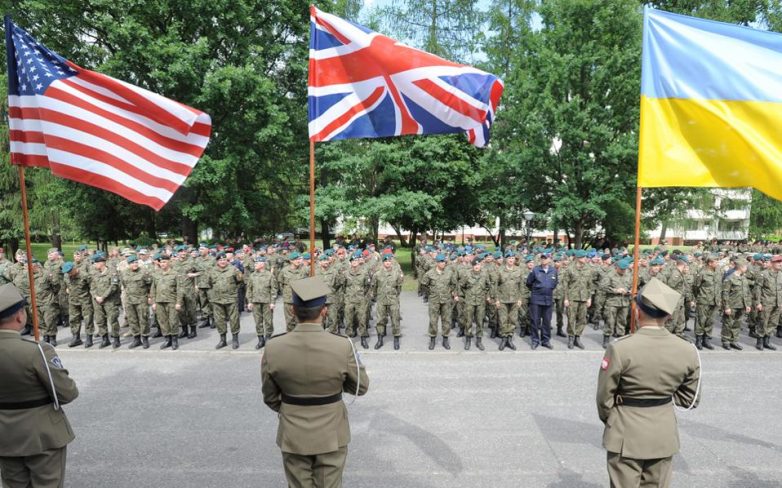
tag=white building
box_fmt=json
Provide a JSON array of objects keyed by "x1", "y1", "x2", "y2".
[{"x1": 647, "y1": 189, "x2": 752, "y2": 245}]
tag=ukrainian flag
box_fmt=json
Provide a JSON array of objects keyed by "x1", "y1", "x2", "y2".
[{"x1": 639, "y1": 8, "x2": 782, "y2": 200}]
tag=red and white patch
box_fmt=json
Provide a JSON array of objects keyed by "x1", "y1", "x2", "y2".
[{"x1": 600, "y1": 357, "x2": 610, "y2": 371}]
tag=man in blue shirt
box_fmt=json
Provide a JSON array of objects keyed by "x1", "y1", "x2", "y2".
[{"x1": 526, "y1": 253, "x2": 559, "y2": 349}]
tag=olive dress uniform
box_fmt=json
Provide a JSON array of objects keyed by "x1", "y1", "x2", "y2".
[
  {"x1": 597, "y1": 279, "x2": 701, "y2": 488},
  {"x1": 0, "y1": 284, "x2": 79, "y2": 488},
  {"x1": 261, "y1": 277, "x2": 369, "y2": 488}
]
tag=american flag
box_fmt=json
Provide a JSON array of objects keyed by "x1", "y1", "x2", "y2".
[
  {"x1": 308, "y1": 6, "x2": 503, "y2": 148},
  {"x1": 4, "y1": 17, "x2": 211, "y2": 211}
]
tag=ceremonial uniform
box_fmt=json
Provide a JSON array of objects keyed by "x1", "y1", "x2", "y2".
[
  {"x1": 261, "y1": 277, "x2": 369, "y2": 488},
  {"x1": 596, "y1": 278, "x2": 700, "y2": 488},
  {"x1": 0, "y1": 284, "x2": 79, "y2": 488}
]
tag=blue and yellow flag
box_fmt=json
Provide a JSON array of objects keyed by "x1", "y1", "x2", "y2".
[{"x1": 639, "y1": 8, "x2": 782, "y2": 200}]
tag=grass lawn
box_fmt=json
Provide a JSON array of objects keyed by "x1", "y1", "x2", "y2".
[{"x1": 28, "y1": 242, "x2": 81, "y2": 263}]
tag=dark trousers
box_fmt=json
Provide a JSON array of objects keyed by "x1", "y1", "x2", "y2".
[{"x1": 530, "y1": 303, "x2": 553, "y2": 345}]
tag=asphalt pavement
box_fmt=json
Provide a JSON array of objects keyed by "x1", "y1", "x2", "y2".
[{"x1": 10, "y1": 292, "x2": 782, "y2": 487}]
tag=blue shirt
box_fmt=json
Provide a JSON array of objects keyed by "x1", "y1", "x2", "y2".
[{"x1": 526, "y1": 265, "x2": 558, "y2": 306}]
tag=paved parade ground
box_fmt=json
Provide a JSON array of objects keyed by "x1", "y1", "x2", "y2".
[{"x1": 33, "y1": 292, "x2": 782, "y2": 487}]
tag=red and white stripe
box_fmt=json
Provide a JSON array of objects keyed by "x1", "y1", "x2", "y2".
[{"x1": 8, "y1": 63, "x2": 211, "y2": 210}]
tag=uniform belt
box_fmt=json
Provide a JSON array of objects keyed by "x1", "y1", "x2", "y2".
[
  {"x1": 0, "y1": 397, "x2": 52, "y2": 410},
  {"x1": 282, "y1": 393, "x2": 342, "y2": 406},
  {"x1": 617, "y1": 396, "x2": 672, "y2": 407}
]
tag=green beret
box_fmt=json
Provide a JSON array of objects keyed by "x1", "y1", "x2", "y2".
[
  {"x1": 127, "y1": 255, "x2": 138, "y2": 264},
  {"x1": 288, "y1": 252, "x2": 301, "y2": 260},
  {"x1": 61, "y1": 262, "x2": 74, "y2": 274},
  {"x1": 574, "y1": 250, "x2": 587, "y2": 258}
]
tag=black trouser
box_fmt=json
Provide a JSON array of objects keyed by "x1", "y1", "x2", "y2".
[{"x1": 530, "y1": 303, "x2": 553, "y2": 345}]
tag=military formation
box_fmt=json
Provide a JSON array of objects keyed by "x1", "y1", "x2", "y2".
[
  {"x1": 414, "y1": 239, "x2": 782, "y2": 352},
  {"x1": 0, "y1": 241, "x2": 405, "y2": 351},
  {"x1": 2, "y1": 238, "x2": 781, "y2": 353}
]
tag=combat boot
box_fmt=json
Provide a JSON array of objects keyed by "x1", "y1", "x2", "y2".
[
  {"x1": 188, "y1": 325, "x2": 197, "y2": 339},
  {"x1": 457, "y1": 328, "x2": 465, "y2": 338},
  {"x1": 702, "y1": 336, "x2": 714, "y2": 350},
  {"x1": 763, "y1": 336, "x2": 777, "y2": 350},
  {"x1": 722, "y1": 341, "x2": 730, "y2": 350},
  {"x1": 499, "y1": 337, "x2": 507, "y2": 351},
  {"x1": 255, "y1": 336, "x2": 266, "y2": 350},
  {"x1": 43, "y1": 335, "x2": 50, "y2": 344},
  {"x1": 602, "y1": 335, "x2": 610, "y2": 349},
  {"x1": 756, "y1": 336, "x2": 764, "y2": 350},
  {"x1": 374, "y1": 336, "x2": 384, "y2": 350},
  {"x1": 215, "y1": 334, "x2": 227, "y2": 349},
  {"x1": 360, "y1": 336, "x2": 369, "y2": 349},
  {"x1": 394, "y1": 337, "x2": 400, "y2": 350},
  {"x1": 160, "y1": 336, "x2": 172, "y2": 349},
  {"x1": 442, "y1": 337, "x2": 450, "y2": 350},
  {"x1": 85, "y1": 335, "x2": 93, "y2": 348},
  {"x1": 112, "y1": 336, "x2": 120, "y2": 349},
  {"x1": 574, "y1": 336, "x2": 585, "y2": 350},
  {"x1": 172, "y1": 336, "x2": 179, "y2": 350},
  {"x1": 129, "y1": 336, "x2": 142, "y2": 349},
  {"x1": 506, "y1": 336, "x2": 516, "y2": 351},
  {"x1": 777, "y1": 328, "x2": 782, "y2": 339},
  {"x1": 475, "y1": 337, "x2": 484, "y2": 351},
  {"x1": 464, "y1": 337, "x2": 471, "y2": 350},
  {"x1": 69, "y1": 333, "x2": 83, "y2": 348},
  {"x1": 141, "y1": 336, "x2": 149, "y2": 349},
  {"x1": 730, "y1": 342, "x2": 743, "y2": 350},
  {"x1": 152, "y1": 328, "x2": 163, "y2": 338},
  {"x1": 490, "y1": 327, "x2": 498, "y2": 339},
  {"x1": 232, "y1": 334, "x2": 240, "y2": 350},
  {"x1": 179, "y1": 326, "x2": 189, "y2": 339},
  {"x1": 428, "y1": 337, "x2": 436, "y2": 350},
  {"x1": 556, "y1": 326, "x2": 566, "y2": 338},
  {"x1": 695, "y1": 336, "x2": 703, "y2": 350},
  {"x1": 99, "y1": 335, "x2": 110, "y2": 348},
  {"x1": 567, "y1": 336, "x2": 574, "y2": 349},
  {"x1": 749, "y1": 329, "x2": 758, "y2": 338}
]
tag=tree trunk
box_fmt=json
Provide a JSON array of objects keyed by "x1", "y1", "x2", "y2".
[
  {"x1": 553, "y1": 228, "x2": 559, "y2": 247},
  {"x1": 659, "y1": 221, "x2": 668, "y2": 242},
  {"x1": 182, "y1": 217, "x2": 197, "y2": 246},
  {"x1": 574, "y1": 220, "x2": 584, "y2": 249},
  {"x1": 321, "y1": 218, "x2": 331, "y2": 249},
  {"x1": 390, "y1": 223, "x2": 408, "y2": 247},
  {"x1": 50, "y1": 233, "x2": 62, "y2": 251},
  {"x1": 9, "y1": 237, "x2": 19, "y2": 257},
  {"x1": 145, "y1": 209, "x2": 157, "y2": 241}
]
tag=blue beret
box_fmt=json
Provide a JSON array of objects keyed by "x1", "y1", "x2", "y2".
[
  {"x1": 435, "y1": 253, "x2": 446, "y2": 262},
  {"x1": 493, "y1": 251, "x2": 503, "y2": 259},
  {"x1": 650, "y1": 257, "x2": 665, "y2": 266},
  {"x1": 61, "y1": 262, "x2": 74, "y2": 274},
  {"x1": 127, "y1": 255, "x2": 138, "y2": 264},
  {"x1": 318, "y1": 254, "x2": 329, "y2": 261},
  {"x1": 302, "y1": 252, "x2": 311, "y2": 260},
  {"x1": 214, "y1": 252, "x2": 226, "y2": 260},
  {"x1": 288, "y1": 252, "x2": 301, "y2": 260},
  {"x1": 617, "y1": 259, "x2": 631, "y2": 270},
  {"x1": 574, "y1": 250, "x2": 587, "y2": 258},
  {"x1": 92, "y1": 254, "x2": 106, "y2": 263}
]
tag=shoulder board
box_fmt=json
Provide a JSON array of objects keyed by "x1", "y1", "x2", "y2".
[
  {"x1": 268, "y1": 332, "x2": 287, "y2": 340},
  {"x1": 329, "y1": 331, "x2": 348, "y2": 338}
]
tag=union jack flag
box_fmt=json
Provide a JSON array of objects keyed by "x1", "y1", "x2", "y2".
[{"x1": 308, "y1": 6, "x2": 503, "y2": 147}]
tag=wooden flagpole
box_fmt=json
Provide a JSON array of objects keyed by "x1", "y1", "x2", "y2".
[
  {"x1": 17, "y1": 165, "x2": 41, "y2": 342},
  {"x1": 309, "y1": 140, "x2": 316, "y2": 277},
  {"x1": 629, "y1": 186, "x2": 642, "y2": 333}
]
